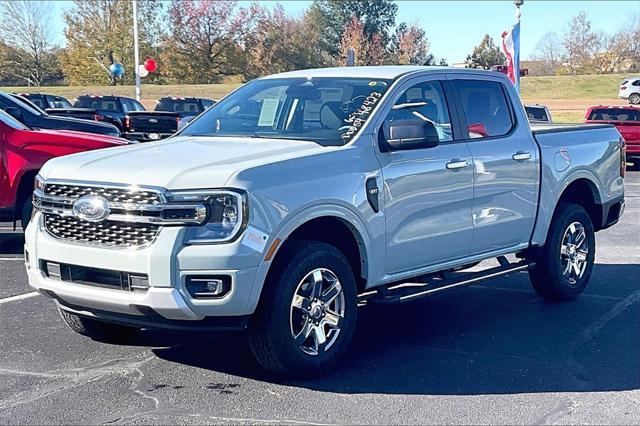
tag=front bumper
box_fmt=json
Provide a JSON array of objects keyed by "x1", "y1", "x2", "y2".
[{"x1": 25, "y1": 212, "x2": 266, "y2": 324}]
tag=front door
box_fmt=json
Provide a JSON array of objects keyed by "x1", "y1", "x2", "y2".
[{"x1": 375, "y1": 76, "x2": 475, "y2": 275}]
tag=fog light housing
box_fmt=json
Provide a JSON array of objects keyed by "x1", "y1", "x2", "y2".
[{"x1": 185, "y1": 275, "x2": 232, "y2": 299}]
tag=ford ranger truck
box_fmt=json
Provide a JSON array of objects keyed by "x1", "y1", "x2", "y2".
[{"x1": 25, "y1": 67, "x2": 626, "y2": 378}]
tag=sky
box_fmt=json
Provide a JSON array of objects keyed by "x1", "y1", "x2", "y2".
[{"x1": 49, "y1": 0, "x2": 640, "y2": 64}]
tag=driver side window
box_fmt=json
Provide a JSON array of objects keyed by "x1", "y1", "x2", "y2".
[{"x1": 384, "y1": 80, "x2": 453, "y2": 142}]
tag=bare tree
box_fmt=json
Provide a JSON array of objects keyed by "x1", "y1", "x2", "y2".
[
  {"x1": 0, "y1": 0, "x2": 58, "y2": 85},
  {"x1": 532, "y1": 32, "x2": 564, "y2": 75},
  {"x1": 563, "y1": 11, "x2": 600, "y2": 74}
]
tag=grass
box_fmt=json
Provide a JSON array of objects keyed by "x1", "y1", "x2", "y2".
[{"x1": 1, "y1": 73, "x2": 631, "y2": 123}]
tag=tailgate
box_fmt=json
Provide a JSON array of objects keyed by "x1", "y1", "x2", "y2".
[{"x1": 127, "y1": 111, "x2": 179, "y2": 133}]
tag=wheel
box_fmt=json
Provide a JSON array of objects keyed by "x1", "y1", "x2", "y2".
[
  {"x1": 629, "y1": 93, "x2": 640, "y2": 105},
  {"x1": 249, "y1": 241, "x2": 358, "y2": 378},
  {"x1": 58, "y1": 308, "x2": 139, "y2": 343},
  {"x1": 20, "y1": 197, "x2": 33, "y2": 231},
  {"x1": 528, "y1": 203, "x2": 595, "y2": 301}
]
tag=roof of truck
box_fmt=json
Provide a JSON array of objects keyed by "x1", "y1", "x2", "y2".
[{"x1": 260, "y1": 66, "x2": 494, "y2": 80}]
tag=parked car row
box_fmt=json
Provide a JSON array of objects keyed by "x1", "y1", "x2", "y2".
[{"x1": 2, "y1": 92, "x2": 216, "y2": 142}]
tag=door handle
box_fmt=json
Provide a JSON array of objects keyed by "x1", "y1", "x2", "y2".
[
  {"x1": 512, "y1": 151, "x2": 532, "y2": 161},
  {"x1": 446, "y1": 159, "x2": 469, "y2": 170}
]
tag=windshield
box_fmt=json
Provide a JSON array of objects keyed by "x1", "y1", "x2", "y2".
[
  {"x1": 0, "y1": 108, "x2": 29, "y2": 130},
  {"x1": 181, "y1": 77, "x2": 392, "y2": 146},
  {"x1": 10, "y1": 95, "x2": 44, "y2": 116},
  {"x1": 589, "y1": 108, "x2": 640, "y2": 122},
  {"x1": 74, "y1": 97, "x2": 121, "y2": 112}
]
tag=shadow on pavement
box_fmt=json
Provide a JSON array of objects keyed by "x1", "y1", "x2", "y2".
[
  {"x1": 153, "y1": 263, "x2": 640, "y2": 395},
  {"x1": 0, "y1": 231, "x2": 25, "y2": 255}
]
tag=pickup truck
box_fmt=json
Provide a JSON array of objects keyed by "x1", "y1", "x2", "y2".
[
  {"x1": 0, "y1": 109, "x2": 127, "y2": 230},
  {"x1": 124, "y1": 97, "x2": 215, "y2": 142},
  {"x1": 15, "y1": 93, "x2": 73, "y2": 110},
  {"x1": 525, "y1": 104, "x2": 552, "y2": 123},
  {"x1": 26, "y1": 67, "x2": 626, "y2": 378},
  {"x1": 585, "y1": 105, "x2": 640, "y2": 169},
  {"x1": 49, "y1": 94, "x2": 147, "y2": 132},
  {"x1": 1, "y1": 93, "x2": 121, "y2": 137}
]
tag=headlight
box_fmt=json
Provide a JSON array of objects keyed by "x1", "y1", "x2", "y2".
[
  {"x1": 34, "y1": 175, "x2": 45, "y2": 192},
  {"x1": 168, "y1": 190, "x2": 246, "y2": 243}
]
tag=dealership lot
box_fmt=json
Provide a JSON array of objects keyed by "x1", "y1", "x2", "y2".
[{"x1": 0, "y1": 172, "x2": 638, "y2": 425}]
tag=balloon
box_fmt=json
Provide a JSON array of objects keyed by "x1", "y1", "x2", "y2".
[
  {"x1": 109, "y1": 63, "x2": 124, "y2": 77},
  {"x1": 143, "y1": 58, "x2": 157, "y2": 72},
  {"x1": 138, "y1": 64, "x2": 149, "y2": 78}
]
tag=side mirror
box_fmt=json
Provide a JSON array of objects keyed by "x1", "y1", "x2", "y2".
[
  {"x1": 381, "y1": 120, "x2": 439, "y2": 152},
  {"x1": 4, "y1": 107, "x2": 23, "y2": 122}
]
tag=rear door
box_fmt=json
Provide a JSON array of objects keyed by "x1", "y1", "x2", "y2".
[
  {"x1": 449, "y1": 76, "x2": 539, "y2": 254},
  {"x1": 374, "y1": 74, "x2": 475, "y2": 274}
]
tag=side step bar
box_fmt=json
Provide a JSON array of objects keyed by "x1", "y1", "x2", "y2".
[{"x1": 359, "y1": 256, "x2": 534, "y2": 305}]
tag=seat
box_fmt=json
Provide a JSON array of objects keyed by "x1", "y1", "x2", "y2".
[{"x1": 320, "y1": 102, "x2": 346, "y2": 129}]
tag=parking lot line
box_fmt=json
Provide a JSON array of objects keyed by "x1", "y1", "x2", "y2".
[
  {"x1": 0, "y1": 257, "x2": 24, "y2": 260},
  {"x1": 0, "y1": 292, "x2": 39, "y2": 305}
]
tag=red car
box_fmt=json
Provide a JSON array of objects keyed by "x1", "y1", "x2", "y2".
[
  {"x1": 585, "y1": 105, "x2": 640, "y2": 169},
  {"x1": 0, "y1": 109, "x2": 128, "y2": 229}
]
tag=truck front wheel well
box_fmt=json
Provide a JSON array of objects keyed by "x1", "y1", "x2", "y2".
[
  {"x1": 271, "y1": 217, "x2": 368, "y2": 293},
  {"x1": 15, "y1": 170, "x2": 38, "y2": 215},
  {"x1": 557, "y1": 178, "x2": 602, "y2": 230}
]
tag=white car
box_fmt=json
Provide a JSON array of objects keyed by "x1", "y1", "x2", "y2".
[{"x1": 618, "y1": 77, "x2": 640, "y2": 104}]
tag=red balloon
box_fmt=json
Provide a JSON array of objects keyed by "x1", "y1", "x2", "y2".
[{"x1": 143, "y1": 58, "x2": 157, "y2": 72}]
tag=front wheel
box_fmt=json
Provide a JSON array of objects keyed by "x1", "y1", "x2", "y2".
[
  {"x1": 528, "y1": 203, "x2": 596, "y2": 301},
  {"x1": 249, "y1": 241, "x2": 358, "y2": 378},
  {"x1": 629, "y1": 93, "x2": 640, "y2": 105}
]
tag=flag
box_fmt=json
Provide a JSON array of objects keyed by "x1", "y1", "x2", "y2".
[{"x1": 501, "y1": 22, "x2": 520, "y2": 93}]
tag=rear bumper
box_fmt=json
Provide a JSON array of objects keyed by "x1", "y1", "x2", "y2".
[
  {"x1": 600, "y1": 195, "x2": 625, "y2": 230},
  {"x1": 124, "y1": 131, "x2": 174, "y2": 142}
]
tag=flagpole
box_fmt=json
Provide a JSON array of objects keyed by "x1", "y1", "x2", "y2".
[{"x1": 132, "y1": 0, "x2": 141, "y2": 102}]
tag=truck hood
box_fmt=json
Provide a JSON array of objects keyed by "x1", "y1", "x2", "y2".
[
  {"x1": 34, "y1": 128, "x2": 128, "y2": 145},
  {"x1": 40, "y1": 136, "x2": 331, "y2": 189}
]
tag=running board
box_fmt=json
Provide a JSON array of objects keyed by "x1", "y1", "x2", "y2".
[{"x1": 360, "y1": 256, "x2": 534, "y2": 305}]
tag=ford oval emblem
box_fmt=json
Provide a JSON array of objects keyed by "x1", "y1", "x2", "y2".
[
  {"x1": 72, "y1": 195, "x2": 110, "y2": 222},
  {"x1": 149, "y1": 118, "x2": 158, "y2": 123}
]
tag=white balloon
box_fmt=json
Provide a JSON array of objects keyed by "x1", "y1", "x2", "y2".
[{"x1": 138, "y1": 65, "x2": 149, "y2": 77}]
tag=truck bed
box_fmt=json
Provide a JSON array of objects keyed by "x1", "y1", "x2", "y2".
[{"x1": 530, "y1": 122, "x2": 614, "y2": 134}]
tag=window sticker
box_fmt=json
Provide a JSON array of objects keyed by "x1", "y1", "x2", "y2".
[
  {"x1": 340, "y1": 91, "x2": 383, "y2": 143},
  {"x1": 258, "y1": 98, "x2": 279, "y2": 127}
]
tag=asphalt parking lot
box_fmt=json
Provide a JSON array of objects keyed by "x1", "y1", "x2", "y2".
[{"x1": 1, "y1": 172, "x2": 638, "y2": 425}]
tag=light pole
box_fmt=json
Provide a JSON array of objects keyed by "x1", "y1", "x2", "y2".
[
  {"x1": 514, "y1": 0, "x2": 523, "y2": 93},
  {"x1": 132, "y1": 0, "x2": 141, "y2": 101}
]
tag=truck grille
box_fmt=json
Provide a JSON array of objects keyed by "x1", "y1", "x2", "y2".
[
  {"x1": 44, "y1": 215, "x2": 160, "y2": 248},
  {"x1": 44, "y1": 183, "x2": 162, "y2": 205}
]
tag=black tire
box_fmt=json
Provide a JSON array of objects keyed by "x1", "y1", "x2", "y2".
[
  {"x1": 249, "y1": 241, "x2": 358, "y2": 378},
  {"x1": 629, "y1": 93, "x2": 640, "y2": 105},
  {"x1": 20, "y1": 197, "x2": 32, "y2": 231},
  {"x1": 528, "y1": 203, "x2": 596, "y2": 301},
  {"x1": 58, "y1": 308, "x2": 139, "y2": 343}
]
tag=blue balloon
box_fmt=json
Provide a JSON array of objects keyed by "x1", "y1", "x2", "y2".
[{"x1": 109, "y1": 63, "x2": 124, "y2": 77}]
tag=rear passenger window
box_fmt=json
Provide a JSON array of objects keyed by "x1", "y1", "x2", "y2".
[{"x1": 453, "y1": 80, "x2": 513, "y2": 139}]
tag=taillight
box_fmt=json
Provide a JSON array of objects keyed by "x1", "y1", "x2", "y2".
[
  {"x1": 94, "y1": 114, "x2": 104, "y2": 121},
  {"x1": 124, "y1": 116, "x2": 130, "y2": 129},
  {"x1": 620, "y1": 138, "x2": 626, "y2": 178},
  {"x1": 620, "y1": 86, "x2": 627, "y2": 90}
]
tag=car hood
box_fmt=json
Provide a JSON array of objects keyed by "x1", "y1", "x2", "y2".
[
  {"x1": 39, "y1": 136, "x2": 331, "y2": 189},
  {"x1": 34, "y1": 128, "x2": 128, "y2": 145}
]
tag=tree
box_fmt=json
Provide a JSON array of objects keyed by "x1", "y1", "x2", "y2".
[
  {"x1": 244, "y1": 4, "x2": 329, "y2": 79},
  {"x1": 0, "y1": 0, "x2": 62, "y2": 86},
  {"x1": 390, "y1": 23, "x2": 430, "y2": 65},
  {"x1": 532, "y1": 32, "x2": 565, "y2": 75},
  {"x1": 562, "y1": 11, "x2": 599, "y2": 74},
  {"x1": 338, "y1": 16, "x2": 388, "y2": 66},
  {"x1": 62, "y1": 0, "x2": 164, "y2": 86},
  {"x1": 465, "y1": 34, "x2": 505, "y2": 70},
  {"x1": 308, "y1": 0, "x2": 398, "y2": 59}
]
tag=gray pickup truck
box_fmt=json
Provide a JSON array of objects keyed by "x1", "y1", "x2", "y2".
[{"x1": 26, "y1": 66, "x2": 626, "y2": 377}]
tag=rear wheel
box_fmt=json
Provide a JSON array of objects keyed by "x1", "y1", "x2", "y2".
[
  {"x1": 629, "y1": 93, "x2": 640, "y2": 105},
  {"x1": 528, "y1": 203, "x2": 595, "y2": 301},
  {"x1": 249, "y1": 241, "x2": 357, "y2": 378},
  {"x1": 58, "y1": 308, "x2": 139, "y2": 343}
]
